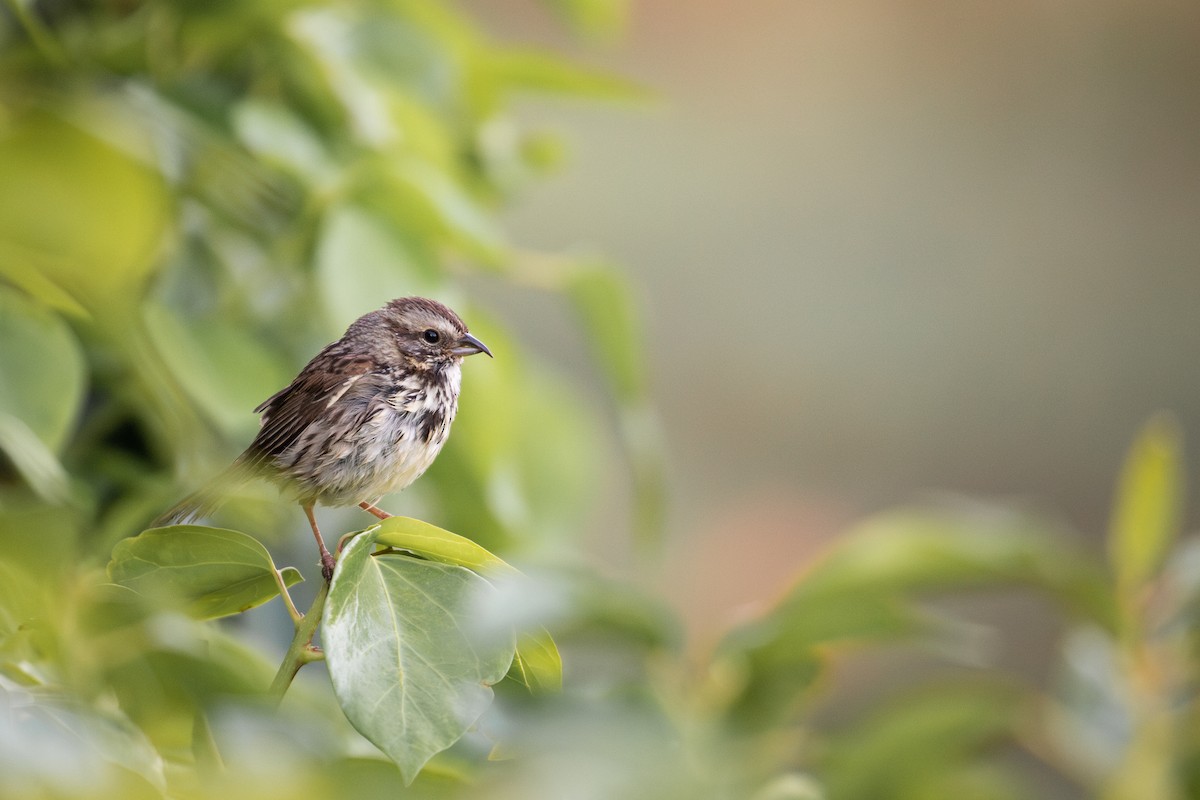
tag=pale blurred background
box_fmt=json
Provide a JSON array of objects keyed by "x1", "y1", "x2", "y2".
[{"x1": 465, "y1": 0, "x2": 1200, "y2": 651}]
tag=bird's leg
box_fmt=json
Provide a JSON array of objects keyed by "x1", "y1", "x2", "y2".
[
  {"x1": 302, "y1": 502, "x2": 337, "y2": 582},
  {"x1": 358, "y1": 501, "x2": 393, "y2": 520}
]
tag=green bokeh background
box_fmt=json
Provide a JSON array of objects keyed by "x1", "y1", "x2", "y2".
[{"x1": 2, "y1": 2, "x2": 1199, "y2": 798}]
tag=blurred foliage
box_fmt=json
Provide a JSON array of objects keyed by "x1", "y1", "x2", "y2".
[{"x1": 1, "y1": 1, "x2": 1199, "y2": 798}]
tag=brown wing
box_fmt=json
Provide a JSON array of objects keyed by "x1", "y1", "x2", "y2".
[{"x1": 238, "y1": 348, "x2": 376, "y2": 473}]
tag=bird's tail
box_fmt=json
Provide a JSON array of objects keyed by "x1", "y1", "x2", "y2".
[{"x1": 150, "y1": 457, "x2": 256, "y2": 529}]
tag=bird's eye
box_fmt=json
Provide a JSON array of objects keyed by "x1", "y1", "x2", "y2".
[{"x1": 422, "y1": 329, "x2": 440, "y2": 344}]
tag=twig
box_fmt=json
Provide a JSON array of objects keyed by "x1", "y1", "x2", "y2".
[{"x1": 267, "y1": 580, "x2": 329, "y2": 705}]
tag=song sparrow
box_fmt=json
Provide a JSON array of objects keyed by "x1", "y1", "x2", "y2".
[{"x1": 154, "y1": 297, "x2": 492, "y2": 581}]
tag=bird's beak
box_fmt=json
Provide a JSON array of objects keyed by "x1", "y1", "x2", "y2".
[{"x1": 453, "y1": 332, "x2": 493, "y2": 358}]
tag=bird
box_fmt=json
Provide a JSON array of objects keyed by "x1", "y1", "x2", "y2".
[{"x1": 153, "y1": 297, "x2": 492, "y2": 581}]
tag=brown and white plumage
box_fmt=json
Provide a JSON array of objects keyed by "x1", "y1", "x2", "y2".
[{"x1": 154, "y1": 297, "x2": 491, "y2": 580}]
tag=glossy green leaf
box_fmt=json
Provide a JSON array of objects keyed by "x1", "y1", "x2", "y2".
[
  {"x1": 107, "y1": 526, "x2": 302, "y2": 620},
  {"x1": 1108, "y1": 413, "x2": 1184, "y2": 594},
  {"x1": 506, "y1": 628, "x2": 563, "y2": 692},
  {"x1": 373, "y1": 516, "x2": 518, "y2": 577},
  {"x1": 364, "y1": 519, "x2": 563, "y2": 696},
  {"x1": 324, "y1": 529, "x2": 515, "y2": 784}
]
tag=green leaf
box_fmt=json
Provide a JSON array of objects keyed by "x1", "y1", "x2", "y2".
[
  {"x1": 107, "y1": 526, "x2": 302, "y2": 620},
  {"x1": 232, "y1": 99, "x2": 337, "y2": 186},
  {"x1": 0, "y1": 412, "x2": 70, "y2": 504},
  {"x1": 750, "y1": 774, "x2": 825, "y2": 800},
  {"x1": 0, "y1": 107, "x2": 170, "y2": 316},
  {"x1": 712, "y1": 508, "x2": 1113, "y2": 732},
  {"x1": 324, "y1": 529, "x2": 515, "y2": 784},
  {"x1": 0, "y1": 285, "x2": 86, "y2": 454},
  {"x1": 486, "y1": 49, "x2": 648, "y2": 101},
  {"x1": 373, "y1": 516, "x2": 518, "y2": 577},
  {"x1": 384, "y1": 157, "x2": 508, "y2": 266},
  {"x1": 314, "y1": 205, "x2": 445, "y2": 327},
  {"x1": 564, "y1": 263, "x2": 666, "y2": 550},
  {"x1": 565, "y1": 262, "x2": 644, "y2": 403},
  {"x1": 370, "y1": 518, "x2": 563, "y2": 694},
  {"x1": 1108, "y1": 413, "x2": 1184, "y2": 593},
  {"x1": 821, "y1": 682, "x2": 1024, "y2": 800},
  {"x1": 541, "y1": 0, "x2": 630, "y2": 40},
  {"x1": 0, "y1": 286, "x2": 84, "y2": 502},
  {"x1": 5, "y1": 697, "x2": 167, "y2": 794},
  {"x1": 506, "y1": 627, "x2": 563, "y2": 692},
  {"x1": 143, "y1": 304, "x2": 293, "y2": 439}
]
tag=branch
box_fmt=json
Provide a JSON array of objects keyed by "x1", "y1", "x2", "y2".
[{"x1": 268, "y1": 580, "x2": 329, "y2": 704}]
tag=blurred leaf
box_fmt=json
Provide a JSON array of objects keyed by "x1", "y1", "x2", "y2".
[
  {"x1": 232, "y1": 99, "x2": 337, "y2": 187},
  {"x1": 0, "y1": 413, "x2": 70, "y2": 504},
  {"x1": 787, "y1": 509, "x2": 1113, "y2": 622},
  {"x1": 107, "y1": 526, "x2": 302, "y2": 620},
  {"x1": 143, "y1": 303, "x2": 292, "y2": 439},
  {"x1": 566, "y1": 262, "x2": 645, "y2": 403},
  {"x1": 540, "y1": 0, "x2": 631, "y2": 40},
  {"x1": 0, "y1": 558, "x2": 51, "y2": 676},
  {"x1": 0, "y1": 696, "x2": 166, "y2": 798},
  {"x1": 324, "y1": 528, "x2": 514, "y2": 784},
  {"x1": 0, "y1": 107, "x2": 170, "y2": 318},
  {"x1": 714, "y1": 508, "x2": 1114, "y2": 732},
  {"x1": 485, "y1": 49, "x2": 647, "y2": 101},
  {"x1": 507, "y1": 628, "x2": 564, "y2": 692},
  {"x1": 552, "y1": 567, "x2": 682, "y2": 653},
  {"x1": 368, "y1": 156, "x2": 508, "y2": 266},
  {"x1": 0, "y1": 255, "x2": 88, "y2": 317},
  {"x1": 1108, "y1": 413, "x2": 1184, "y2": 595},
  {"x1": 1044, "y1": 626, "x2": 1131, "y2": 780},
  {"x1": 0, "y1": 286, "x2": 86, "y2": 454},
  {"x1": 373, "y1": 516, "x2": 518, "y2": 577},
  {"x1": 565, "y1": 263, "x2": 666, "y2": 549},
  {"x1": 314, "y1": 204, "x2": 444, "y2": 327},
  {"x1": 751, "y1": 774, "x2": 825, "y2": 800},
  {"x1": 820, "y1": 682, "x2": 1024, "y2": 800},
  {"x1": 105, "y1": 624, "x2": 281, "y2": 733}
]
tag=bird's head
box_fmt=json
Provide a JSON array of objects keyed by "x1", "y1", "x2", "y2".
[{"x1": 366, "y1": 296, "x2": 491, "y2": 370}]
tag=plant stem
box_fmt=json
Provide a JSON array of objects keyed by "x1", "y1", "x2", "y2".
[
  {"x1": 268, "y1": 581, "x2": 329, "y2": 705},
  {"x1": 272, "y1": 568, "x2": 303, "y2": 626},
  {"x1": 4, "y1": 0, "x2": 68, "y2": 66}
]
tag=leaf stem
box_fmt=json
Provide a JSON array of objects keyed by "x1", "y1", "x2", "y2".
[
  {"x1": 3, "y1": 0, "x2": 68, "y2": 66},
  {"x1": 268, "y1": 581, "x2": 329, "y2": 705},
  {"x1": 272, "y1": 567, "x2": 303, "y2": 626}
]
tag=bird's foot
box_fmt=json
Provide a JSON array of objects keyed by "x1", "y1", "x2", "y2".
[{"x1": 320, "y1": 551, "x2": 336, "y2": 583}]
